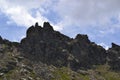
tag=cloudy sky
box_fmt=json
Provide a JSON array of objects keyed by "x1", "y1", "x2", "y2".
[{"x1": 0, "y1": 0, "x2": 120, "y2": 49}]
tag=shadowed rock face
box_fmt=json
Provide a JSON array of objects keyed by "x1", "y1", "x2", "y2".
[
  {"x1": 20, "y1": 22, "x2": 108, "y2": 70},
  {"x1": 69, "y1": 34, "x2": 107, "y2": 69},
  {"x1": 43, "y1": 22, "x2": 54, "y2": 31},
  {"x1": 0, "y1": 22, "x2": 119, "y2": 71},
  {"x1": 108, "y1": 43, "x2": 120, "y2": 71},
  {"x1": 21, "y1": 22, "x2": 71, "y2": 67},
  {"x1": 0, "y1": 36, "x2": 3, "y2": 44}
]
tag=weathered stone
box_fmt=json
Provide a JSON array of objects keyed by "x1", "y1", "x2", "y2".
[
  {"x1": 0, "y1": 36, "x2": 3, "y2": 44},
  {"x1": 0, "y1": 22, "x2": 120, "y2": 79},
  {"x1": 0, "y1": 68, "x2": 9, "y2": 73},
  {"x1": 77, "y1": 70, "x2": 89, "y2": 75},
  {"x1": 20, "y1": 22, "x2": 108, "y2": 70},
  {"x1": 43, "y1": 22, "x2": 54, "y2": 31},
  {"x1": 0, "y1": 73, "x2": 4, "y2": 76},
  {"x1": 107, "y1": 43, "x2": 120, "y2": 70},
  {"x1": 75, "y1": 34, "x2": 90, "y2": 43}
]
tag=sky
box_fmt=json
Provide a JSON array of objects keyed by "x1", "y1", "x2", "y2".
[{"x1": 0, "y1": 0, "x2": 120, "y2": 49}]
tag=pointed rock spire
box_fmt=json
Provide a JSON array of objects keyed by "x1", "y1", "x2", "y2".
[
  {"x1": 75, "y1": 34, "x2": 90, "y2": 43},
  {"x1": 35, "y1": 22, "x2": 42, "y2": 30},
  {"x1": 35, "y1": 22, "x2": 39, "y2": 27},
  {"x1": 111, "y1": 43, "x2": 120, "y2": 50},
  {"x1": 43, "y1": 22, "x2": 54, "y2": 31},
  {"x1": 112, "y1": 43, "x2": 119, "y2": 47}
]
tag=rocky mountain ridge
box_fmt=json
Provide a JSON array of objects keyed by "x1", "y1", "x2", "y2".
[
  {"x1": 0, "y1": 22, "x2": 120, "y2": 80},
  {"x1": 20, "y1": 22, "x2": 120, "y2": 71}
]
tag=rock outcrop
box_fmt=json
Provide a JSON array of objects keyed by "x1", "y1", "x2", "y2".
[
  {"x1": 0, "y1": 36, "x2": 3, "y2": 44},
  {"x1": 21, "y1": 22, "x2": 71, "y2": 67},
  {"x1": 21, "y1": 22, "x2": 108, "y2": 70},
  {"x1": 0, "y1": 22, "x2": 119, "y2": 71},
  {"x1": 0, "y1": 22, "x2": 120, "y2": 80},
  {"x1": 107, "y1": 43, "x2": 120, "y2": 71}
]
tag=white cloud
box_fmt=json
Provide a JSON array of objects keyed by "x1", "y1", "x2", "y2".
[
  {"x1": 0, "y1": 0, "x2": 120, "y2": 45},
  {"x1": 1, "y1": 0, "x2": 120, "y2": 31},
  {"x1": 0, "y1": 0, "x2": 50, "y2": 27},
  {"x1": 0, "y1": 0, "x2": 62, "y2": 30},
  {"x1": 54, "y1": 0, "x2": 120, "y2": 30},
  {"x1": 98, "y1": 43, "x2": 109, "y2": 50}
]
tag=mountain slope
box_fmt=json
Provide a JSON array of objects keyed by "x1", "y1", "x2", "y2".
[{"x1": 0, "y1": 22, "x2": 120, "y2": 80}]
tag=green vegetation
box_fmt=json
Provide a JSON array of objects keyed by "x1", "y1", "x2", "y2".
[
  {"x1": 94, "y1": 65, "x2": 120, "y2": 80},
  {"x1": 51, "y1": 65, "x2": 120, "y2": 80},
  {"x1": 0, "y1": 32, "x2": 120, "y2": 80}
]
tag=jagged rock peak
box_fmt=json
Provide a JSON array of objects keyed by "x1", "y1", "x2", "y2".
[
  {"x1": 0, "y1": 36, "x2": 2, "y2": 40},
  {"x1": 75, "y1": 34, "x2": 90, "y2": 43},
  {"x1": 26, "y1": 25, "x2": 35, "y2": 37},
  {"x1": 43, "y1": 22, "x2": 54, "y2": 31},
  {"x1": 0, "y1": 36, "x2": 3, "y2": 43},
  {"x1": 35, "y1": 22, "x2": 39, "y2": 27},
  {"x1": 109, "y1": 43, "x2": 120, "y2": 52},
  {"x1": 26, "y1": 22, "x2": 43, "y2": 37},
  {"x1": 108, "y1": 43, "x2": 120, "y2": 70},
  {"x1": 26, "y1": 22, "x2": 54, "y2": 35},
  {"x1": 35, "y1": 22, "x2": 42, "y2": 29},
  {"x1": 112, "y1": 43, "x2": 120, "y2": 48}
]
